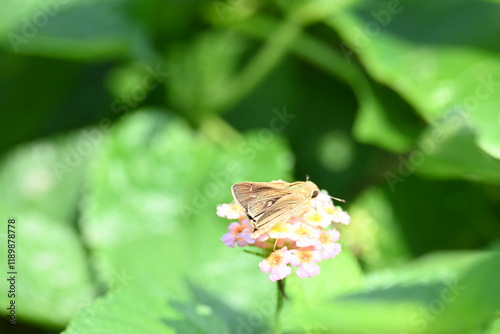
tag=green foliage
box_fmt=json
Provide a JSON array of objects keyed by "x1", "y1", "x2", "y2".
[
  {"x1": 1, "y1": 0, "x2": 499, "y2": 333},
  {"x1": 0, "y1": 133, "x2": 95, "y2": 328}
]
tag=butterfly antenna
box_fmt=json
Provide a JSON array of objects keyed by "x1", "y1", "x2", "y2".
[{"x1": 330, "y1": 196, "x2": 346, "y2": 203}]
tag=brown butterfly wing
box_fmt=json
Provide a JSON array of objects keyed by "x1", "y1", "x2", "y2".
[
  {"x1": 231, "y1": 182, "x2": 290, "y2": 221},
  {"x1": 231, "y1": 182, "x2": 311, "y2": 238},
  {"x1": 252, "y1": 193, "x2": 312, "y2": 238}
]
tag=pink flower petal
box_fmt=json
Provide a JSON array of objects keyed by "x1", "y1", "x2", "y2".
[
  {"x1": 296, "y1": 262, "x2": 321, "y2": 278},
  {"x1": 269, "y1": 264, "x2": 292, "y2": 281},
  {"x1": 289, "y1": 249, "x2": 321, "y2": 266},
  {"x1": 237, "y1": 230, "x2": 255, "y2": 246},
  {"x1": 221, "y1": 232, "x2": 237, "y2": 248},
  {"x1": 332, "y1": 208, "x2": 350, "y2": 225},
  {"x1": 216, "y1": 203, "x2": 245, "y2": 219},
  {"x1": 259, "y1": 247, "x2": 292, "y2": 281},
  {"x1": 221, "y1": 221, "x2": 255, "y2": 247},
  {"x1": 321, "y1": 243, "x2": 341, "y2": 259}
]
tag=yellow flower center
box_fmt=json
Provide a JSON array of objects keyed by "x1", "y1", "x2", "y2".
[
  {"x1": 319, "y1": 233, "x2": 331, "y2": 244},
  {"x1": 298, "y1": 251, "x2": 312, "y2": 262},
  {"x1": 308, "y1": 212, "x2": 322, "y2": 222},
  {"x1": 269, "y1": 253, "x2": 283, "y2": 266}
]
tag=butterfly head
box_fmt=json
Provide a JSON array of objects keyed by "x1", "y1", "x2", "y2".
[{"x1": 304, "y1": 181, "x2": 320, "y2": 199}]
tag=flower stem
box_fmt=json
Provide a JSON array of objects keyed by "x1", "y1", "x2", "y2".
[
  {"x1": 243, "y1": 249, "x2": 267, "y2": 258},
  {"x1": 274, "y1": 278, "x2": 287, "y2": 334}
]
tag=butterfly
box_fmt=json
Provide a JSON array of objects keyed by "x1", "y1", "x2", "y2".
[{"x1": 231, "y1": 180, "x2": 324, "y2": 238}]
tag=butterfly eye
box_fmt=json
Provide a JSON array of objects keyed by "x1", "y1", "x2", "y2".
[{"x1": 311, "y1": 190, "x2": 319, "y2": 198}]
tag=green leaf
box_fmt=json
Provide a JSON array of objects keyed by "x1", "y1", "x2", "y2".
[
  {"x1": 415, "y1": 117, "x2": 500, "y2": 184},
  {"x1": 165, "y1": 31, "x2": 244, "y2": 120},
  {"x1": 281, "y1": 248, "x2": 363, "y2": 333},
  {"x1": 290, "y1": 251, "x2": 500, "y2": 334},
  {"x1": 381, "y1": 175, "x2": 500, "y2": 256},
  {"x1": 0, "y1": 54, "x2": 87, "y2": 152},
  {"x1": 0, "y1": 0, "x2": 148, "y2": 60},
  {"x1": 235, "y1": 14, "x2": 424, "y2": 153},
  {"x1": 342, "y1": 186, "x2": 412, "y2": 270},
  {"x1": 0, "y1": 132, "x2": 95, "y2": 328},
  {"x1": 352, "y1": 80, "x2": 426, "y2": 152},
  {"x1": 484, "y1": 316, "x2": 500, "y2": 334},
  {"x1": 285, "y1": 247, "x2": 363, "y2": 303},
  {"x1": 65, "y1": 265, "x2": 278, "y2": 334},
  {"x1": 65, "y1": 109, "x2": 293, "y2": 332},
  {"x1": 330, "y1": 0, "x2": 500, "y2": 160}
]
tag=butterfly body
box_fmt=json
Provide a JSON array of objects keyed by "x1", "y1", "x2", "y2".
[{"x1": 231, "y1": 181, "x2": 320, "y2": 238}]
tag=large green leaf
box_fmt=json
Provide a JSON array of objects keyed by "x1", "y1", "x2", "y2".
[
  {"x1": 381, "y1": 175, "x2": 500, "y2": 256},
  {"x1": 0, "y1": 132, "x2": 95, "y2": 328},
  {"x1": 485, "y1": 317, "x2": 500, "y2": 334},
  {"x1": 165, "y1": 31, "x2": 244, "y2": 120},
  {"x1": 342, "y1": 186, "x2": 412, "y2": 270},
  {"x1": 285, "y1": 248, "x2": 363, "y2": 302},
  {"x1": 415, "y1": 118, "x2": 500, "y2": 184},
  {"x1": 0, "y1": 52, "x2": 113, "y2": 152},
  {"x1": 0, "y1": 0, "x2": 148, "y2": 60},
  {"x1": 290, "y1": 251, "x2": 500, "y2": 334},
  {"x1": 330, "y1": 0, "x2": 500, "y2": 164},
  {"x1": 64, "y1": 236, "x2": 235, "y2": 334},
  {"x1": 65, "y1": 110, "x2": 294, "y2": 332},
  {"x1": 234, "y1": 13, "x2": 425, "y2": 153}
]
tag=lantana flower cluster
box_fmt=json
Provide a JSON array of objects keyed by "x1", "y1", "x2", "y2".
[{"x1": 217, "y1": 191, "x2": 350, "y2": 281}]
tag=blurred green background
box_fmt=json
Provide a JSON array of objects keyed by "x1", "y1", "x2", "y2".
[{"x1": 1, "y1": 0, "x2": 500, "y2": 333}]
